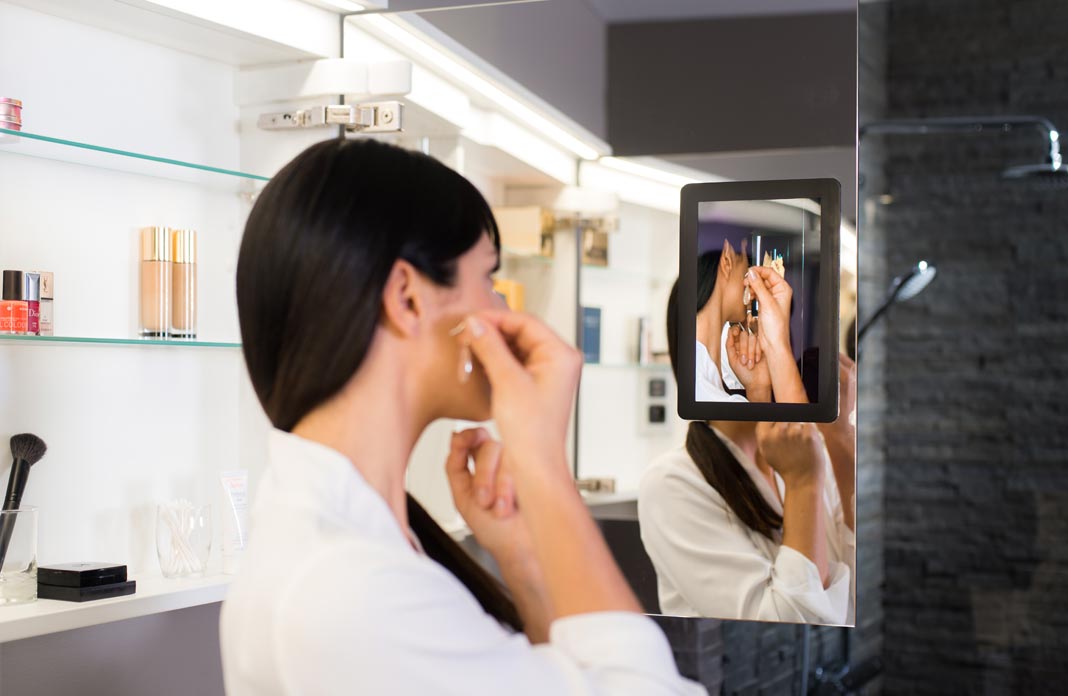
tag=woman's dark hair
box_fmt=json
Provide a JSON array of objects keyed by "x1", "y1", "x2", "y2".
[
  {"x1": 237, "y1": 137, "x2": 521, "y2": 631},
  {"x1": 667, "y1": 268, "x2": 783, "y2": 541}
]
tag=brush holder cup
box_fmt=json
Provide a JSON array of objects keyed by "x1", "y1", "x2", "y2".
[
  {"x1": 0, "y1": 507, "x2": 38, "y2": 605},
  {"x1": 156, "y1": 502, "x2": 211, "y2": 579}
]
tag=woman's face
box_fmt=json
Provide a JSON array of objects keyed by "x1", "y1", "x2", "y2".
[{"x1": 425, "y1": 233, "x2": 507, "y2": 422}]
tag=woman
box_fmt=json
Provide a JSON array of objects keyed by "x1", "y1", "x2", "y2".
[
  {"x1": 219, "y1": 138, "x2": 701, "y2": 695},
  {"x1": 693, "y1": 243, "x2": 753, "y2": 403},
  {"x1": 637, "y1": 265, "x2": 856, "y2": 625}
]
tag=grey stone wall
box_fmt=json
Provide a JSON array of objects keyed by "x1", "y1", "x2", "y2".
[{"x1": 867, "y1": 0, "x2": 1068, "y2": 693}]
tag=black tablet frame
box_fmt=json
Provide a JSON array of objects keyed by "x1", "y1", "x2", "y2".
[{"x1": 677, "y1": 178, "x2": 841, "y2": 423}]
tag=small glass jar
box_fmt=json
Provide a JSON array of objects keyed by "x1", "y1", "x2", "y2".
[
  {"x1": 0, "y1": 507, "x2": 38, "y2": 605},
  {"x1": 156, "y1": 502, "x2": 211, "y2": 578}
]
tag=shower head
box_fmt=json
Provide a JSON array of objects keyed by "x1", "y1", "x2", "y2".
[
  {"x1": 856, "y1": 260, "x2": 937, "y2": 347},
  {"x1": 861, "y1": 116, "x2": 1068, "y2": 190},
  {"x1": 1002, "y1": 161, "x2": 1068, "y2": 188},
  {"x1": 895, "y1": 260, "x2": 937, "y2": 301}
]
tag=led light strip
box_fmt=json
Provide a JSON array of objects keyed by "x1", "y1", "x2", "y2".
[{"x1": 357, "y1": 14, "x2": 605, "y2": 160}]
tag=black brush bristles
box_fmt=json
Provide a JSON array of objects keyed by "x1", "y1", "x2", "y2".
[{"x1": 10, "y1": 434, "x2": 46, "y2": 466}]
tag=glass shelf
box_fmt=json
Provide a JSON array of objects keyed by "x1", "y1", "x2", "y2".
[
  {"x1": 0, "y1": 335, "x2": 241, "y2": 349},
  {"x1": 0, "y1": 127, "x2": 270, "y2": 191}
]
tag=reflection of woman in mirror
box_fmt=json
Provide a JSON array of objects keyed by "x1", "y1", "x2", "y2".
[
  {"x1": 694, "y1": 245, "x2": 808, "y2": 404},
  {"x1": 637, "y1": 272, "x2": 856, "y2": 624},
  {"x1": 693, "y1": 242, "x2": 758, "y2": 402}
]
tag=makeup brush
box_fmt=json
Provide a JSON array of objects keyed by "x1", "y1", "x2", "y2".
[{"x1": 0, "y1": 434, "x2": 47, "y2": 568}]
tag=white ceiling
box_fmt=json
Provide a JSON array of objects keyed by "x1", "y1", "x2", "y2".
[{"x1": 584, "y1": 0, "x2": 856, "y2": 23}]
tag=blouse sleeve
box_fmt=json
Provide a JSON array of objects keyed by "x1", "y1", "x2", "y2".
[
  {"x1": 639, "y1": 460, "x2": 850, "y2": 625},
  {"x1": 272, "y1": 544, "x2": 705, "y2": 696}
]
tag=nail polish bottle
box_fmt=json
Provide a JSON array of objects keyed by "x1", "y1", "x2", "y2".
[
  {"x1": 22, "y1": 272, "x2": 40, "y2": 335},
  {"x1": 140, "y1": 227, "x2": 171, "y2": 338},
  {"x1": 1, "y1": 270, "x2": 28, "y2": 335}
]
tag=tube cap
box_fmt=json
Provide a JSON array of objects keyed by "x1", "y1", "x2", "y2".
[
  {"x1": 2, "y1": 270, "x2": 24, "y2": 301},
  {"x1": 22, "y1": 272, "x2": 40, "y2": 303},
  {"x1": 141, "y1": 227, "x2": 171, "y2": 262},
  {"x1": 171, "y1": 229, "x2": 197, "y2": 264}
]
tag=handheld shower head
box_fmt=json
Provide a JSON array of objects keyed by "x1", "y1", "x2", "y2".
[
  {"x1": 857, "y1": 261, "x2": 938, "y2": 347},
  {"x1": 895, "y1": 260, "x2": 937, "y2": 301}
]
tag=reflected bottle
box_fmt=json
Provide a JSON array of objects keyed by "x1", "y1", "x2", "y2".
[
  {"x1": 170, "y1": 229, "x2": 197, "y2": 339},
  {"x1": 140, "y1": 227, "x2": 171, "y2": 338}
]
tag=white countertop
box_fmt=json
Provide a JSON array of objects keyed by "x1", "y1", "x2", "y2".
[{"x1": 0, "y1": 573, "x2": 232, "y2": 643}]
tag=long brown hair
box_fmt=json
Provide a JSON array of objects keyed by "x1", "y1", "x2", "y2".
[
  {"x1": 667, "y1": 276, "x2": 783, "y2": 540},
  {"x1": 237, "y1": 137, "x2": 522, "y2": 631}
]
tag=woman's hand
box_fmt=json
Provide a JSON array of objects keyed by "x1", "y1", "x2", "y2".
[
  {"x1": 444, "y1": 428, "x2": 552, "y2": 642},
  {"x1": 460, "y1": 311, "x2": 582, "y2": 477},
  {"x1": 457, "y1": 311, "x2": 642, "y2": 617},
  {"x1": 444, "y1": 428, "x2": 525, "y2": 556},
  {"x1": 745, "y1": 267, "x2": 793, "y2": 356},
  {"x1": 726, "y1": 324, "x2": 771, "y2": 401},
  {"x1": 755, "y1": 421, "x2": 827, "y2": 490}
]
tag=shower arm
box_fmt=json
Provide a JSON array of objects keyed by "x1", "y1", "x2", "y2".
[{"x1": 860, "y1": 116, "x2": 1062, "y2": 169}]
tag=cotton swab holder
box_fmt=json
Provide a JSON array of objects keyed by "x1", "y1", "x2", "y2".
[{"x1": 156, "y1": 500, "x2": 211, "y2": 578}]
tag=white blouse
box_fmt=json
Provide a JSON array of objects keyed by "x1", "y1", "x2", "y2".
[
  {"x1": 220, "y1": 429, "x2": 703, "y2": 696},
  {"x1": 696, "y1": 339, "x2": 748, "y2": 403},
  {"x1": 638, "y1": 427, "x2": 855, "y2": 625}
]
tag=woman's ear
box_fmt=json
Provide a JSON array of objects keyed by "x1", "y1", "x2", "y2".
[
  {"x1": 720, "y1": 239, "x2": 735, "y2": 277},
  {"x1": 381, "y1": 259, "x2": 424, "y2": 338}
]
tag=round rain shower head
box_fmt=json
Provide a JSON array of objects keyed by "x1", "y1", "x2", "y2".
[
  {"x1": 897, "y1": 261, "x2": 937, "y2": 301},
  {"x1": 1002, "y1": 162, "x2": 1068, "y2": 188}
]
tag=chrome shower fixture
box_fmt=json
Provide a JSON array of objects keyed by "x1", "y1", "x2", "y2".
[
  {"x1": 860, "y1": 115, "x2": 1067, "y2": 185},
  {"x1": 857, "y1": 260, "x2": 937, "y2": 346}
]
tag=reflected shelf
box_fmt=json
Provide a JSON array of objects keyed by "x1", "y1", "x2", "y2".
[
  {"x1": 0, "y1": 335, "x2": 241, "y2": 349},
  {"x1": 0, "y1": 127, "x2": 270, "y2": 192}
]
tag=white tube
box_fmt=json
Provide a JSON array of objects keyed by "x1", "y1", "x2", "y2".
[{"x1": 220, "y1": 470, "x2": 249, "y2": 575}]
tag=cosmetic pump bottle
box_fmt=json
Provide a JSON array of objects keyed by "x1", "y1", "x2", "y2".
[
  {"x1": 170, "y1": 229, "x2": 197, "y2": 339},
  {"x1": 1, "y1": 271, "x2": 28, "y2": 335},
  {"x1": 22, "y1": 272, "x2": 40, "y2": 335},
  {"x1": 140, "y1": 227, "x2": 171, "y2": 338}
]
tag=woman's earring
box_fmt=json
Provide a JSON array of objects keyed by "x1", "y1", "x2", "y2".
[{"x1": 450, "y1": 321, "x2": 474, "y2": 384}]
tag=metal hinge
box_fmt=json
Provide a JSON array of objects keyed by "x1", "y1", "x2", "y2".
[{"x1": 257, "y1": 101, "x2": 403, "y2": 133}]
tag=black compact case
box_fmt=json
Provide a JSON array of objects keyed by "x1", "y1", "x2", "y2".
[
  {"x1": 38, "y1": 562, "x2": 127, "y2": 588},
  {"x1": 38, "y1": 563, "x2": 136, "y2": 602}
]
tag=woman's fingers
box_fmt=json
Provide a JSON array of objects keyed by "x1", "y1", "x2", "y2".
[
  {"x1": 474, "y1": 310, "x2": 568, "y2": 363},
  {"x1": 746, "y1": 327, "x2": 757, "y2": 366},
  {"x1": 471, "y1": 438, "x2": 504, "y2": 509},
  {"x1": 446, "y1": 429, "x2": 496, "y2": 509},
  {"x1": 744, "y1": 267, "x2": 776, "y2": 310},
  {"x1": 462, "y1": 315, "x2": 527, "y2": 387},
  {"x1": 494, "y1": 471, "x2": 516, "y2": 518}
]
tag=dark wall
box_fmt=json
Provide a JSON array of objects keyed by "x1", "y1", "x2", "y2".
[
  {"x1": 607, "y1": 12, "x2": 856, "y2": 156},
  {"x1": 867, "y1": 0, "x2": 1068, "y2": 692}
]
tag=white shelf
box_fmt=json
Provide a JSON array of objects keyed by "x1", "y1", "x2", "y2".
[
  {"x1": 7, "y1": 0, "x2": 337, "y2": 67},
  {"x1": 0, "y1": 573, "x2": 232, "y2": 644}
]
